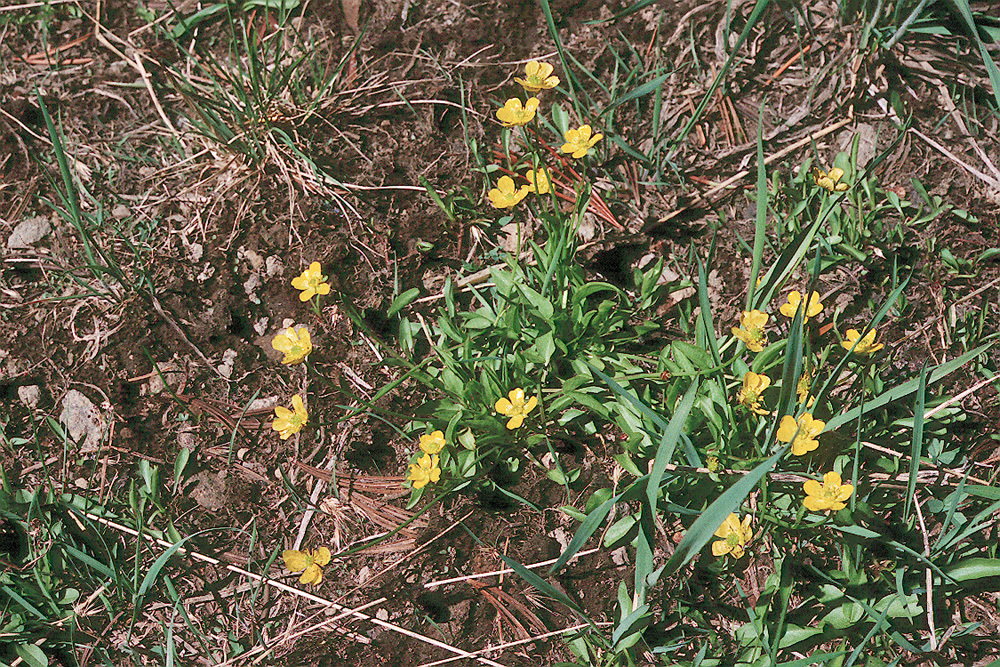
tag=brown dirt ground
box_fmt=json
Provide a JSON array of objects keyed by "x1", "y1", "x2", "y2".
[{"x1": 2, "y1": 0, "x2": 1000, "y2": 665}]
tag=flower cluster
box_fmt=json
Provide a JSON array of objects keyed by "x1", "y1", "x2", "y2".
[{"x1": 488, "y1": 61, "x2": 602, "y2": 209}]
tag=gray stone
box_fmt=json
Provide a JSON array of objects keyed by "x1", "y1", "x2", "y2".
[{"x1": 7, "y1": 216, "x2": 51, "y2": 249}]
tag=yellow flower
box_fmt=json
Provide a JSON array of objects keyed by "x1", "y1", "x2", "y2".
[
  {"x1": 731, "y1": 310, "x2": 769, "y2": 352},
  {"x1": 736, "y1": 371, "x2": 770, "y2": 415},
  {"x1": 525, "y1": 167, "x2": 551, "y2": 194},
  {"x1": 514, "y1": 61, "x2": 559, "y2": 93},
  {"x1": 495, "y1": 388, "x2": 538, "y2": 430},
  {"x1": 803, "y1": 471, "x2": 854, "y2": 513},
  {"x1": 271, "y1": 326, "x2": 312, "y2": 365},
  {"x1": 496, "y1": 97, "x2": 539, "y2": 126},
  {"x1": 841, "y1": 328, "x2": 884, "y2": 355},
  {"x1": 488, "y1": 175, "x2": 531, "y2": 209},
  {"x1": 712, "y1": 513, "x2": 753, "y2": 559},
  {"x1": 407, "y1": 453, "x2": 441, "y2": 490},
  {"x1": 779, "y1": 291, "x2": 824, "y2": 322},
  {"x1": 561, "y1": 125, "x2": 602, "y2": 158},
  {"x1": 796, "y1": 369, "x2": 815, "y2": 408},
  {"x1": 419, "y1": 430, "x2": 446, "y2": 455},
  {"x1": 291, "y1": 262, "x2": 331, "y2": 302},
  {"x1": 777, "y1": 413, "x2": 825, "y2": 456},
  {"x1": 272, "y1": 394, "x2": 308, "y2": 440},
  {"x1": 283, "y1": 547, "x2": 331, "y2": 585},
  {"x1": 812, "y1": 166, "x2": 849, "y2": 192}
]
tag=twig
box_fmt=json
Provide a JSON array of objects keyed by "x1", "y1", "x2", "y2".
[
  {"x1": 85, "y1": 512, "x2": 515, "y2": 665},
  {"x1": 913, "y1": 495, "x2": 937, "y2": 651},
  {"x1": 909, "y1": 127, "x2": 1000, "y2": 194},
  {"x1": 424, "y1": 548, "x2": 601, "y2": 588},
  {"x1": 417, "y1": 622, "x2": 605, "y2": 667}
]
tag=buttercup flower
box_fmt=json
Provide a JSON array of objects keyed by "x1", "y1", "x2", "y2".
[
  {"x1": 496, "y1": 97, "x2": 539, "y2": 126},
  {"x1": 841, "y1": 328, "x2": 884, "y2": 356},
  {"x1": 291, "y1": 262, "x2": 331, "y2": 302},
  {"x1": 525, "y1": 167, "x2": 551, "y2": 194},
  {"x1": 731, "y1": 310, "x2": 769, "y2": 352},
  {"x1": 514, "y1": 61, "x2": 559, "y2": 93},
  {"x1": 777, "y1": 413, "x2": 825, "y2": 456},
  {"x1": 272, "y1": 326, "x2": 312, "y2": 365},
  {"x1": 272, "y1": 394, "x2": 308, "y2": 440},
  {"x1": 495, "y1": 388, "x2": 538, "y2": 430},
  {"x1": 813, "y1": 167, "x2": 849, "y2": 192},
  {"x1": 419, "y1": 430, "x2": 446, "y2": 455},
  {"x1": 803, "y1": 471, "x2": 854, "y2": 513},
  {"x1": 561, "y1": 125, "x2": 602, "y2": 158},
  {"x1": 712, "y1": 513, "x2": 753, "y2": 559},
  {"x1": 736, "y1": 371, "x2": 771, "y2": 415},
  {"x1": 283, "y1": 547, "x2": 331, "y2": 585},
  {"x1": 488, "y1": 175, "x2": 531, "y2": 209},
  {"x1": 407, "y1": 453, "x2": 441, "y2": 490},
  {"x1": 779, "y1": 291, "x2": 824, "y2": 323},
  {"x1": 796, "y1": 369, "x2": 815, "y2": 408}
]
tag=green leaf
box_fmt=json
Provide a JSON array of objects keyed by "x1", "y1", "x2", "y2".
[{"x1": 387, "y1": 288, "x2": 420, "y2": 318}]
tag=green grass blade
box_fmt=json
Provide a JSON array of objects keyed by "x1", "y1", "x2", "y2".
[
  {"x1": 825, "y1": 340, "x2": 995, "y2": 432},
  {"x1": 948, "y1": 0, "x2": 1000, "y2": 112},
  {"x1": 662, "y1": 448, "x2": 785, "y2": 577},
  {"x1": 669, "y1": 0, "x2": 771, "y2": 158}
]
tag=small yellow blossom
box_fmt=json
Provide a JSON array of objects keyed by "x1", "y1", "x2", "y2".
[
  {"x1": 525, "y1": 167, "x2": 551, "y2": 194},
  {"x1": 271, "y1": 326, "x2": 312, "y2": 365},
  {"x1": 496, "y1": 97, "x2": 539, "y2": 126},
  {"x1": 796, "y1": 369, "x2": 816, "y2": 408},
  {"x1": 777, "y1": 413, "x2": 825, "y2": 456},
  {"x1": 731, "y1": 310, "x2": 769, "y2": 352},
  {"x1": 488, "y1": 175, "x2": 531, "y2": 209},
  {"x1": 419, "y1": 430, "x2": 446, "y2": 455},
  {"x1": 841, "y1": 328, "x2": 884, "y2": 356},
  {"x1": 495, "y1": 388, "x2": 538, "y2": 430},
  {"x1": 291, "y1": 262, "x2": 331, "y2": 302},
  {"x1": 813, "y1": 167, "x2": 849, "y2": 192},
  {"x1": 407, "y1": 453, "x2": 441, "y2": 490},
  {"x1": 779, "y1": 291, "x2": 824, "y2": 322},
  {"x1": 514, "y1": 61, "x2": 559, "y2": 93},
  {"x1": 561, "y1": 125, "x2": 602, "y2": 158},
  {"x1": 736, "y1": 371, "x2": 771, "y2": 415},
  {"x1": 803, "y1": 471, "x2": 854, "y2": 513},
  {"x1": 283, "y1": 547, "x2": 331, "y2": 585},
  {"x1": 712, "y1": 513, "x2": 753, "y2": 559},
  {"x1": 272, "y1": 394, "x2": 308, "y2": 440}
]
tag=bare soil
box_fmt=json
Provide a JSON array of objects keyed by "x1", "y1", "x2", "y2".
[{"x1": 2, "y1": 0, "x2": 999, "y2": 665}]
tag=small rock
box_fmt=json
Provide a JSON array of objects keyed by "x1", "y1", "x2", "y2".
[
  {"x1": 59, "y1": 390, "x2": 105, "y2": 450},
  {"x1": 146, "y1": 362, "x2": 185, "y2": 395},
  {"x1": 111, "y1": 204, "x2": 130, "y2": 220},
  {"x1": 187, "y1": 243, "x2": 204, "y2": 262},
  {"x1": 216, "y1": 349, "x2": 237, "y2": 378},
  {"x1": 188, "y1": 470, "x2": 228, "y2": 512},
  {"x1": 17, "y1": 385, "x2": 40, "y2": 408},
  {"x1": 7, "y1": 216, "x2": 51, "y2": 249},
  {"x1": 358, "y1": 565, "x2": 372, "y2": 585},
  {"x1": 265, "y1": 256, "x2": 284, "y2": 277},
  {"x1": 375, "y1": 608, "x2": 389, "y2": 621}
]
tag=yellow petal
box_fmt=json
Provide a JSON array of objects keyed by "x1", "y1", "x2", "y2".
[
  {"x1": 283, "y1": 550, "x2": 308, "y2": 572},
  {"x1": 313, "y1": 547, "x2": 331, "y2": 566},
  {"x1": 822, "y1": 471, "x2": 843, "y2": 487},
  {"x1": 495, "y1": 397, "x2": 513, "y2": 414},
  {"x1": 803, "y1": 479, "x2": 823, "y2": 497},
  {"x1": 299, "y1": 563, "x2": 322, "y2": 585}
]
